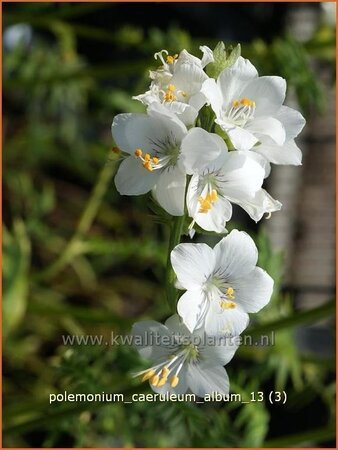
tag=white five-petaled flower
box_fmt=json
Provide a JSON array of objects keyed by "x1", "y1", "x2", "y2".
[
  {"x1": 201, "y1": 56, "x2": 304, "y2": 151},
  {"x1": 180, "y1": 127, "x2": 279, "y2": 232},
  {"x1": 134, "y1": 46, "x2": 213, "y2": 126},
  {"x1": 171, "y1": 230, "x2": 274, "y2": 336},
  {"x1": 112, "y1": 103, "x2": 188, "y2": 216},
  {"x1": 132, "y1": 314, "x2": 238, "y2": 397}
]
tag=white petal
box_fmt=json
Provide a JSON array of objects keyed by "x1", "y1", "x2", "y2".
[
  {"x1": 181, "y1": 128, "x2": 227, "y2": 174},
  {"x1": 237, "y1": 188, "x2": 282, "y2": 222},
  {"x1": 132, "y1": 320, "x2": 172, "y2": 360},
  {"x1": 246, "y1": 117, "x2": 286, "y2": 146},
  {"x1": 224, "y1": 124, "x2": 258, "y2": 151},
  {"x1": 245, "y1": 150, "x2": 272, "y2": 178},
  {"x1": 187, "y1": 364, "x2": 230, "y2": 397},
  {"x1": 199, "y1": 45, "x2": 214, "y2": 67},
  {"x1": 205, "y1": 298, "x2": 250, "y2": 336},
  {"x1": 177, "y1": 290, "x2": 209, "y2": 333},
  {"x1": 164, "y1": 314, "x2": 191, "y2": 337},
  {"x1": 274, "y1": 105, "x2": 306, "y2": 140},
  {"x1": 198, "y1": 334, "x2": 239, "y2": 366},
  {"x1": 152, "y1": 165, "x2": 186, "y2": 216},
  {"x1": 217, "y1": 56, "x2": 258, "y2": 107},
  {"x1": 255, "y1": 138, "x2": 302, "y2": 166},
  {"x1": 213, "y1": 229, "x2": 258, "y2": 279},
  {"x1": 115, "y1": 156, "x2": 159, "y2": 195},
  {"x1": 241, "y1": 76, "x2": 286, "y2": 116},
  {"x1": 170, "y1": 63, "x2": 208, "y2": 97},
  {"x1": 201, "y1": 78, "x2": 223, "y2": 117},
  {"x1": 163, "y1": 101, "x2": 198, "y2": 127},
  {"x1": 112, "y1": 113, "x2": 158, "y2": 154},
  {"x1": 147, "y1": 103, "x2": 187, "y2": 140},
  {"x1": 171, "y1": 243, "x2": 216, "y2": 290},
  {"x1": 232, "y1": 267, "x2": 274, "y2": 313},
  {"x1": 219, "y1": 152, "x2": 265, "y2": 202}
]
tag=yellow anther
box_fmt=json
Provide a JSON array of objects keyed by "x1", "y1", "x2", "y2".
[
  {"x1": 134, "y1": 148, "x2": 143, "y2": 157},
  {"x1": 226, "y1": 287, "x2": 235, "y2": 300},
  {"x1": 210, "y1": 189, "x2": 218, "y2": 202},
  {"x1": 143, "y1": 161, "x2": 153, "y2": 172},
  {"x1": 170, "y1": 375, "x2": 179, "y2": 388},
  {"x1": 198, "y1": 190, "x2": 218, "y2": 214},
  {"x1": 166, "y1": 54, "x2": 178, "y2": 64},
  {"x1": 157, "y1": 376, "x2": 168, "y2": 387},
  {"x1": 220, "y1": 300, "x2": 236, "y2": 310},
  {"x1": 141, "y1": 369, "x2": 156, "y2": 382},
  {"x1": 181, "y1": 91, "x2": 187, "y2": 97},
  {"x1": 152, "y1": 156, "x2": 159, "y2": 164},
  {"x1": 112, "y1": 146, "x2": 120, "y2": 154},
  {"x1": 150, "y1": 374, "x2": 160, "y2": 386},
  {"x1": 160, "y1": 366, "x2": 170, "y2": 377},
  {"x1": 167, "y1": 84, "x2": 176, "y2": 91},
  {"x1": 144, "y1": 153, "x2": 151, "y2": 162},
  {"x1": 164, "y1": 90, "x2": 177, "y2": 103},
  {"x1": 233, "y1": 98, "x2": 255, "y2": 108}
]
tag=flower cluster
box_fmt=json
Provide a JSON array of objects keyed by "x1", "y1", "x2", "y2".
[{"x1": 111, "y1": 45, "x2": 305, "y2": 398}]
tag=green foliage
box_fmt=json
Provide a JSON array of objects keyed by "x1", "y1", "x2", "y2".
[{"x1": 207, "y1": 42, "x2": 241, "y2": 78}]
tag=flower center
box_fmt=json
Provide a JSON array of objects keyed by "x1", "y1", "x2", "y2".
[
  {"x1": 135, "y1": 342, "x2": 199, "y2": 388},
  {"x1": 198, "y1": 189, "x2": 218, "y2": 213},
  {"x1": 161, "y1": 84, "x2": 187, "y2": 103},
  {"x1": 134, "y1": 148, "x2": 160, "y2": 172},
  {"x1": 224, "y1": 97, "x2": 256, "y2": 127}
]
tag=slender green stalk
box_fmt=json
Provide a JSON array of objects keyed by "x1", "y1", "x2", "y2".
[
  {"x1": 34, "y1": 158, "x2": 116, "y2": 282},
  {"x1": 165, "y1": 214, "x2": 185, "y2": 312},
  {"x1": 247, "y1": 299, "x2": 335, "y2": 337}
]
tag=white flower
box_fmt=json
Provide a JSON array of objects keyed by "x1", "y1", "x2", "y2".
[
  {"x1": 251, "y1": 105, "x2": 305, "y2": 172},
  {"x1": 171, "y1": 230, "x2": 274, "y2": 335},
  {"x1": 112, "y1": 103, "x2": 189, "y2": 216},
  {"x1": 181, "y1": 127, "x2": 275, "y2": 232},
  {"x1": 201, "y1": 56, "x2": 304, "y2": 151},
  {"x1": 133, "y1": 46, "x2": 213, "y2": 126},
  {"x1": 132, "y1": 314, "x2": 238, "y2": 397}
]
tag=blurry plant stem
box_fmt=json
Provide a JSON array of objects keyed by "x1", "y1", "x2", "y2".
[
  {"x1": 165, "y1": 214, "x2": 185, "y2": 313},
  {"x1": 34, "y1": 158, "x2": 115, "y2": 282}
]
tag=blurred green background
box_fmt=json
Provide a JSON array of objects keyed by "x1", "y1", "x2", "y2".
[{"x1": 3, "y1": 2, "x2": 336, "y2": 448}]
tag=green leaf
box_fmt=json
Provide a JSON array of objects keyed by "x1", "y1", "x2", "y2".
[{"x1": 207, "y1": 42, "x2": 241, "y2": 78}]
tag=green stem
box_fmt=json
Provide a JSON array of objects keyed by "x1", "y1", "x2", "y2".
[
  {"x1": 246, "y1": 299, "x2": 335, "y2": 337},
  {"x1": 34, "y1": 158, "x2": 116, "y2": 282},
  {"x1": 165, "y1": 214, "x2": 185, "y2": 312}
]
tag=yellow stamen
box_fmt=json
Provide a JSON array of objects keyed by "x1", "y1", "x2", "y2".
[
  {"x1": 170, "y1": 375, "x2": 179, "y2": 388},
  {"x1": 181, "y1": 91, "x2": 187, "y2": 97},
  {"x1": 220, "y1": 300, "x2": 236, "y2": 309},
  {"x1": 198, "y1": 190, "x2": 218, "y2": 214},
  {"x1": 167, "y1": 84, "x2": 176, "y2": 91},
  {"x1": 157, "y1": 376, "x2": 168, "y2": 387},
  {"x1": 226, "y1": 287, "x2": 235, "y2": 300},
  {"x1": 144, "y1": 153, "x2": 151, "y2": 162},
  {"x1": 233, "y1": 97, "x2": 256, "y2": 108},
  {"x1": 143, "y1": 161, "x2": 153, "y2": 172},
  {"x1": 150, "y1": 374, "x2": 160, "y2": 386},
  {"x1": 141, "y1": 369, "x2": 156, "y2": 382},
  {"x1": 160, "y1": 366, "x2": 170, "y2": 377},
  {"x1": 152, "y1": 156, "x2": 159, "y2": 164},
  {"x1": 134, "y1": 148, "x2": 143, "y2": 157},
  {"x1": 166, "y1": 54, "x2": 178, "y2": 64}
]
